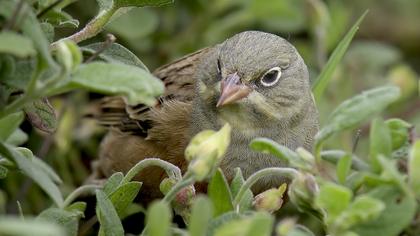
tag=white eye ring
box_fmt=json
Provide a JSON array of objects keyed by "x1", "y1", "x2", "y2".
[{"x1": 260, "y1": 67, "x2": 282, "y2": 87}]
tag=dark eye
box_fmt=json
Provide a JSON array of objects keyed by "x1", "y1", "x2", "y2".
[{"x1": 260, "y1": 67, "x2": 282, "y2": 87}]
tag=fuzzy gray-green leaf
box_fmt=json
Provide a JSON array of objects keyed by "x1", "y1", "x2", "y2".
[{"x1": 315, "y1": 86, "x2": 400, "y2": 148}]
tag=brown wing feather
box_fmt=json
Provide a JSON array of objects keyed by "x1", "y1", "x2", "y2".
[{"x1": 94, "y1": 47, "x2": 212, "y2": 135}]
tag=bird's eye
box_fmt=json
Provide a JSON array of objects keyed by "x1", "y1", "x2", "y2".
[{"x1": 260, "y1": 67, "x2": 282, "y2": 87}]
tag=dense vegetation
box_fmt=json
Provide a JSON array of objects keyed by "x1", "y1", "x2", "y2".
[{"x1": 0, "y1": 0, "x2": 419, "y2": 235}]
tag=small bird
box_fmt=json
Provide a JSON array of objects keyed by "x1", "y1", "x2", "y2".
[{"x1": 93, "y1": 31, "x2": 319, "y2": 201}]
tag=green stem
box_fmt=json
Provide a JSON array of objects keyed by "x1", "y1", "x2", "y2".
[
  {"x1": 232, "y1": 167, "x2": 299, "y2": 207},
  {"x1": 62, "y1": 184, "x2": 100, "y2": 208},
  {"x1": 50, "y1": 6, "x2": 117, "y2": 49},
  {"x1": 122, "y1": 158, "x2": 182, "y2": 184}
]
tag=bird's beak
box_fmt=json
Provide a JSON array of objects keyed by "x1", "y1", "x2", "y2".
[{"x1": 216, "y1": 72, "x2": 251, "y2": 107}]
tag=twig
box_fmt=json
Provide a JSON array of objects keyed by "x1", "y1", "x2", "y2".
[
  {"x1": 352, "y1": 129, "x2": 362, "y2": 153},
  {"x1": 3, "y1": 0, "x2": 24, "y2": 31},
  {"x1": 37, "y1": 0, "x2": 64, "y2": 18},
  {"x1": 85, "y1": 34, "x2": 116, "y2": 63},
  {"x1": 50, "y1": 6, "x2": 117, "y2": 49}
]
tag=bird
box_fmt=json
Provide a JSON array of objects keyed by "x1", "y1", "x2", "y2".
[{"x1": 91, "y1": 31, "x2": 319, "y2": 202}]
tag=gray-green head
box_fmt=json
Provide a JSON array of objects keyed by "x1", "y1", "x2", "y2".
[{"x1": 194, "y1": 31, "x2": 314, "y2": 132}]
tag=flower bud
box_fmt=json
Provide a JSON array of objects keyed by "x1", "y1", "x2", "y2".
[
  {"x1": 159, "y1": 177, "x2": 177, "y2": 195},
  {"x1": 186, "y1": 124, "x2": 231, "y2": 181},
  {"x1": 288, "y1": 173, "x2": 319, "y2": 214},
  {"x1": 253, "y1": 183, "x2": 287, "y2": 213},
  {"x1": 55, "y1": 40, "x2": 82, "y2": 72}
]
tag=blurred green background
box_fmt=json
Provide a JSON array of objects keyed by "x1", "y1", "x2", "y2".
[{"x1": 2, "y1": 0, "x2": 419, "y2": 215}]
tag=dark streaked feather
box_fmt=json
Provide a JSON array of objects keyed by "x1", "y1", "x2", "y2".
[{"x1": 94, "y1": 47, "x2": 212, "y2": 136}]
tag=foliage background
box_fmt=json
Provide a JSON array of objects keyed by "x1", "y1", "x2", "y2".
[{"x1": 0, "y1": 0, "x2": 419, "y2": 235}]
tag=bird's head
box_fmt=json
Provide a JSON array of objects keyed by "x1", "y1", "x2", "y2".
[{"x1": 194, "y1": 31, "x2": 313, "y2": 132}]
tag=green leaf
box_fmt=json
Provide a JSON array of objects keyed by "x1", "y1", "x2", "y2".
[
  {"x1": 312, "y1": 10, "x2": 367, "y2": 100},
  {"x1": 41, "y1": 9, "x2": 79, "y2": 28},
  {"x1": 207, "y1": 212, "x2": 242, "y2": 236},
  {"x1": 250, "y1": 138, "x2": 309, "y2": 169},
  {"x1": 0, "y1": 144, "x2": 63, "y2": 206},
  {"x1": 105, "y1": 8, "x2": 158, "y2": 42},
  {"x1": 6, "y1": 128, "x2": 28, "y2": 146},
  {"x1": 31, "y1": 153, "x2": 62, "y2": 184},
  {"x1": 369, "y1": 118, "x2": 392, "y2": 173},
  {"x1": 109, "y1": 181, "x2": 142, "y2": 216},
  {"x1": 336, "y1": 154, "x2": 352, "y2": 184},
  {"x1": 208, "y1": 169, "x2": 234, "y2": 216},
  {"x1": 1, "y1": 59, "x2": 34, "y2": 90},
  {"x1": 353, "y1": 186, "x2": 416, "y2": 236},
  {"x1": 0, "y1": 32, "x2": 36, "y2": 57},
  {"x1": 230, "y1": 168, "x2": 253, "y2": 212},
  {"x1": 114, "y1": 0, "x2": 174, "y2": 8},
  {"x1": 146, "y1": 201, "x2": 172, "y2": 236},
  {"x1": 335, "y1": 196, "x2": 385, "y2": 231},
  {"x1": 188, "y1": 196, "x2": 213, "y2": 236},
  {"x1": 57, "y1": 62, "x2": 163, "y2": 106},
  {"x1": 82, "y1": 43, "x2": 149, "y2": 71},
  {"x1": 0, "y1": 1, "x2": 57, "y2": 67},
  {"x1": 23, "y1": 98, "x2": 57, "y2": 134},
  {"x1": 321, "y1": 150, "x2": 369, "y2": 171},
  {"x1": 103, "y1": 172, "x2": 124, "y2": 195},
  {"x1": 409, "y1": 140, "x2": 420, "y2": 197},
  {"x1": 0, "y1": 165, "x2": 8, "y2": 179},
  {"x1": 315, "y1": 86, "x2": 400, "y2": 149},
  {"x1": 37, "y1": 206, "x2": 85, "y2": 236},
  {"x1": 0, "y1": 217, "x2": 65, "y2": 236},
  {"x1": 214, "y1": 212, "x2": 274, "y2": 236},
  {"x1": 0, "y1": 112, "x2": 24, "y2": 142},
  {"x1": 315, "y1": 183, "x2": 352, "y2": 224},
  {"x1": 96, "y1": 190, "x2": 124, "y2": 236}
]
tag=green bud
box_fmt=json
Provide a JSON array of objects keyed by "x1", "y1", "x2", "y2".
[
  {"x1": 253, "y1": 183, "x2": 287, "y2": 213},
  {"x1": 288, "y1": 173, "x2": 319, "y2": 215},
  {"x1": 159, "y1": 177, "x2": 177, "y2": 195},
  {"x1": 186, "y1": 124, "x2": 231, "y2": 181},
  {"x1": 55, "y1": 40, "x2": 82, "y2": 72},
  {"x1": 385, "y1": 118, "x2": 413, "y2": 150}
]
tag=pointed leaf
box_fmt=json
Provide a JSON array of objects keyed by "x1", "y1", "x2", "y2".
[
  {"x1": 103, "y1": 172, "x2": 124, "y2": 195},
  {"x1": 208, "y1": 169, "x2": 234, "y2": 216},
  {"x1": 0, "y1": 144, "x2": 63, "y2": 206},
  {"x1": 82, "y1": 43, "x2": 149, "y2": 71},
  {"x1": 312, "y1": 11, "x2": 367, "y2": 100},
  {"x1": 24, "y1": 98, "x2": 57, "y2": 133},
  {"x1": 96, "y1": 190, "x2": 124, "y2": 236},
  {"x1": 109, "y1": 181, "x2": 142, "y2": 216}
]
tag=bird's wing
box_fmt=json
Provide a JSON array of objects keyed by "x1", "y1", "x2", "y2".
[{"x1": 94, "y1": 47, "x2": 212, "y2": 136}]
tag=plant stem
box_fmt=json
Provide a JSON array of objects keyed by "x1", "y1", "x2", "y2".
[
  {"x1": 62, "y1": 184, "x2": 100, "y2": 208},
  {"x1": 122, "y1": 158, "x2": 182, "y2": 184},
  {"x1": 50, "y1": 6, "x2": 117, "y2": 49},
  {"x1": 232, "y1": 167, "x2": 299, "y2": 207}
]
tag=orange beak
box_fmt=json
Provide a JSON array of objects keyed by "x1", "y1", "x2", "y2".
[{"x1": 216, "y1": 72, "x2": 251, "y2": 107}]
